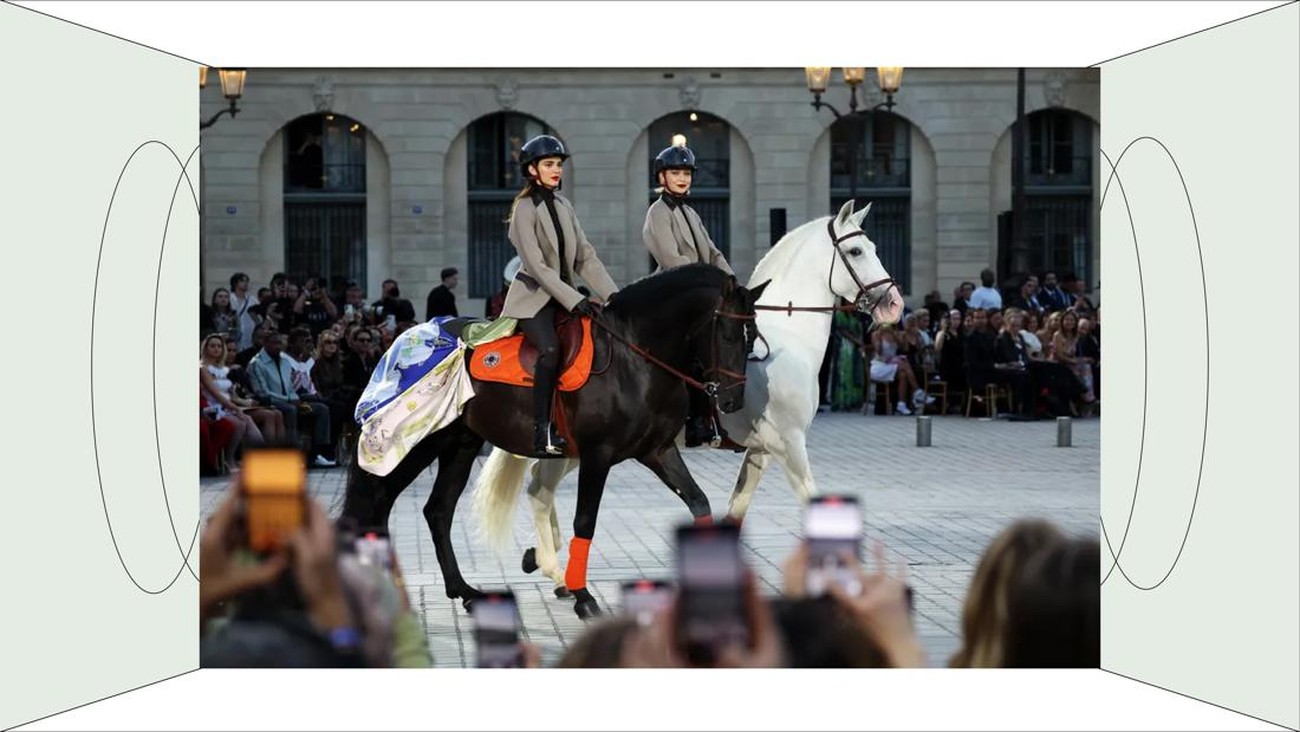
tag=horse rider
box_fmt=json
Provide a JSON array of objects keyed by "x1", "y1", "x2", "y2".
[
  {"x1": 643, "y1": 140, "x2": 736, "y2": 448},
  {"x1": 502, "y1": 134, "x2": 620, "y2": 457}
]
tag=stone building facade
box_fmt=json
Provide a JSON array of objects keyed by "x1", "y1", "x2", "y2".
[{"x1": 200, "y1": 67, "x2": 1100, "y2": 314}]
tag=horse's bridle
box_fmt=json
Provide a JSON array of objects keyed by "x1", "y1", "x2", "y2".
[
  {"x1": 826, "y1": 217, "x2": 898, "y2": 315},
  {"x1": 754, "y1": 217, "x2": 899, "y2": 318},
  {"x1": 590, "y1": 285, "x2": 755, "y2": 401}
]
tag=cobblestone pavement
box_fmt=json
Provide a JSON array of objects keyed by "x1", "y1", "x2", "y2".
[{"x1": 201, "y1": 412, "x2": 1098, "y2": 668}]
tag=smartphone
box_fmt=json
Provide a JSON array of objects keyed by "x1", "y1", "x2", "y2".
[
  {"x1": 804, "y1": 495, "x2": 864, "y2": 598},
  {"x1": 472, "y1": 591, "x2": 523, "y2": 668},
  {"x1": 354, "y1": 529, "x2": 394, "y2": 574},
  {"x1": 240, "y1": 448, "x2": 307, "y2": 553},
  {"x1": 621, "y1": 579, "x2": 674, "y2": 627},
  {"x1": 674, "y1": 524, "x2": 750, "y2": 666}
]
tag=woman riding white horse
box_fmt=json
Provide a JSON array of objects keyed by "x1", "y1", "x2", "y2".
[{"x1": 475, "y1": 200, "x2": 903, "y2": 592}]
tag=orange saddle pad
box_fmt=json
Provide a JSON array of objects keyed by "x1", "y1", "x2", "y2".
[{"x1": 469, "y1": 316, "x2": 595, "y2": 392}]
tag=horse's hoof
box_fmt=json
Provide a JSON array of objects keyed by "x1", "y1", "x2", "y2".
[
  {"x1": 522, "y1": 548, "x2": 539, "y2": 574},
  {"x1": 455, "y1": 588, "x2": 486, "y2": 612},
  {"x1": 572, "y1": 588, "x2": 602, "y2": 619},
  {"x1": 553, "y1": 585, "x2": 571, "y2": 598}
]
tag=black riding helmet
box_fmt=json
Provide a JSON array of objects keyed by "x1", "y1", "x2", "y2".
[
  {"x1": 654, "y1": 144, "x2": 697, "y2": 175},
  {"x1": 519, "y1": 135, "x2": 569, "y2": 179}
]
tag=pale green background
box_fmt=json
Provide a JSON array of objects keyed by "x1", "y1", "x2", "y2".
[
  {"x1": 0, "y1": 4, "x2": 199, "y2": 729},
  {"x1": 1100, "y1": 3, "x2": 1299, "y2": 730}
]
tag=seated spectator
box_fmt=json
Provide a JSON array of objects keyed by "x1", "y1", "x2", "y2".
[
  {"x1": 964, "y1": 308, "x2": 1030, "y2": 420},
  {"x1": 1051, "y1": 310, "x2": 1096, "y2": 406},
  {"x1": 200, "y1": 335, "x2": 265, "y2": 465},
  {"x1": 1038, "y1": 270, "x2": 1072, "y2": 312},
  {"x1": 200, "y1": 392, "x2": 239, "y2": 476},
  {"x1": 1036, "y1": 310, "x2": 1062, "y2": 360},
  {"x1": 237, "y1": 324, "x2": 276, "y2": 369},
  {"x1": 1003, "y1": 310, "x2": 1082, "y2": 416},
  {"x1": 221, "y1": 334, "x2": 286, "y2": 445},
  {"x1": 900, "y1": 313, "x2": 935, "y2": 376},
  {"x1": 991, "y1": 310, "x2": 1040, "y2": 421},
  {"x1": 1061, "y1": 272, "x2": 1096, "y2": 315},
  {"x1": 1078, "y1": 317, "x2": 1100, "y2": 403},
  {"x1": 247, "y1": 333, "x2": 336, "y2": 468},
  {"x1": 1007, "y1": 274, "x2": 1045, "y2": 316},
  {"x1": 870, "y1": 326, "x2": 930, "y2": 415},
  {"x1": 312, "y1": 331, "x2": 357, "y2": 414},
  {"x1": 342, "y1": 329, "x2": 380, "y2": 413},
  {"x1": 934, "y1": 309, "x2": 968, "y2": 403}
]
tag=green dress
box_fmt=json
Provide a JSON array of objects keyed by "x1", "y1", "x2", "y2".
[{"x1": 829, "y1": 311, "x2": 865, "y2": 411}]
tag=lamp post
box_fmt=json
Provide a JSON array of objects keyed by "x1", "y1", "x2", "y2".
[
  {"x1": 804, "y1": 67, "x2": 904, "y2": 208},
  {"x1": 200, "y1": 68, "x2": 247, "y2": 130}
]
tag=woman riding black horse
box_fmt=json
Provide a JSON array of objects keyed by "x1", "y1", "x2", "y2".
[
  {"x1": 342, "y1": 264, "x2": 767, "y2": 618},
  {"x1": 502, "y1": 134, "x2": 620, "y2": 457}
]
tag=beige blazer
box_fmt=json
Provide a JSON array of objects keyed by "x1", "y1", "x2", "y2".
[
  {"x1": 500, "y1": 192, "x2": 620, "y2": 320},
  {"x1": 643, "y1": 196, "x2": 733, "y2": 275}
]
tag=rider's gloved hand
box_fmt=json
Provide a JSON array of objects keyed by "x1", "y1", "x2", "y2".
[{"x1": 570, "y1": 300, "x2": 597, "y2": 319}]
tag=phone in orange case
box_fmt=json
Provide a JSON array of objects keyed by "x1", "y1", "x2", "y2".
[{"x1": 241, "y1": 449, "x2": 306, "y2": 553}]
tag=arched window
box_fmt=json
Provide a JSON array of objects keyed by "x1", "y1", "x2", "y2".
[
  {"x1": 1023, "y1": 109, "x2": 1093, "y2": 286},
  {"x1": 282, "y1": 113, "x2": 367, "y2": 292},
  {"x1": 646, "y1": 112, "x2": 731, "y2": 264},
  {"x1": 829, "y1": 112, "x2": 912, "y2": 293},
  {"x1": 466, "y1": 112, "x2": 558, "y2": 298}
]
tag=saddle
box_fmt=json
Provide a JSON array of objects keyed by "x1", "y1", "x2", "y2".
[{"x1": 467, "y1": 311, "x2": 595, "y2": 391}]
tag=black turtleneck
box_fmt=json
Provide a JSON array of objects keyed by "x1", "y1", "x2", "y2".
[
  {"x1": 659, "y1": 192, "x2": 700, "y2": 251},
  {"x1": 530, "y1": 186, "x2": 570, "y2": 285}
]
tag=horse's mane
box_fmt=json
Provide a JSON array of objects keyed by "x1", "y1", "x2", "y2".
[
  {"x1": 605, "y1": 263, "x2": 730, "y2": 316},
  {"x1": 750, "y1": 215, "x2": 832, "y2": 283}
]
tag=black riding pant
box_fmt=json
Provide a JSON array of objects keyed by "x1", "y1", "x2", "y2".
[{"x1": 519, "y1": 301, "x2": 561, "y2": 424}]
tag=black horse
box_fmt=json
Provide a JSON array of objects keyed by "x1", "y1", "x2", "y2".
[{"x1": 341, "y1": 264, "x2": 767, "y2": 618}]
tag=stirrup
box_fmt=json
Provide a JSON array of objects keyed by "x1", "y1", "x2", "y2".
[{"x1": 534, "y1": 422, "x2": 566, "y2": 456}]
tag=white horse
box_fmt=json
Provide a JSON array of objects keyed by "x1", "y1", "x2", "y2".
[{"x1": 474, "y1": 200, "x2": 903, "y2": 592}]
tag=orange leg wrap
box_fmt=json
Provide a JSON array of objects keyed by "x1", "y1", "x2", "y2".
[
  {"x1": 693, "y1": 514, "x2": 714, "y2": 527},
  {"x1": 565, "y1": 537, "x2": 592, "y2": 591}
]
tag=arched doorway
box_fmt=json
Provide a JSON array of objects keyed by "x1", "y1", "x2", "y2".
[
  {"x1": 466, "y1": 112, "x2": 560, "y2": 299},
  {"x1": 281, "y1": 112, "x2": 368, "y2": 293},
  {"x1": 645, "y1": 111, "x2": 732, "y2": 268},
  {"x1": 1021, "y1": 108, "x2": 1094, "y2": 286},
  {"x1": 829, "y1": 112, "x2": 913, "y2": 293}
]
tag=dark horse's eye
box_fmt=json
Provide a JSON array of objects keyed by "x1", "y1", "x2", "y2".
[{"x1": 848, "y1": 247, "x2": 864, "y2": 257}]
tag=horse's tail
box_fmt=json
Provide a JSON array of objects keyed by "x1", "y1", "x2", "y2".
[{"x1": 473, "y1": 446, "x2": 531, "y2": 554}]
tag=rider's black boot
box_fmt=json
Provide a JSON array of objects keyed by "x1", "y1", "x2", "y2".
[
  {"x1": 684, "y1": 415, "x2": 716, "y2": 448},
  {"x1": 532, "y1": 361, "x2": 566, "y2": 456}
]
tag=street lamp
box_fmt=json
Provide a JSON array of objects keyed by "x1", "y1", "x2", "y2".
[
  {"x1": 200, "y1": 68, "x2": 247, "y2": 130},
  {"x1": 804, "y1": 66, "x2": 904, "y2": 208}
]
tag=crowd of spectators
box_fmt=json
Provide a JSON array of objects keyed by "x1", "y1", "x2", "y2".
[
  {"x1": 199, "y1": 473, "x2": 1098, "y2": 669},
  {"x1": 200, "y1": 271, "x2": 433, "y2": 474},
  {"x1": 822, "y1": 268, "x2": 1100, "y2": 420}
]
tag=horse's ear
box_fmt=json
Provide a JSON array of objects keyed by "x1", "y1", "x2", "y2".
[
  {"x1": 835, "y1": 199, "x2": 856, "y2": 226},
  {"x1": 748, "y1": 279, "x2": 772, "y2": 302},
  {"x1": 850, "y1": 201, "x2": 873, "y2": 228}
]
